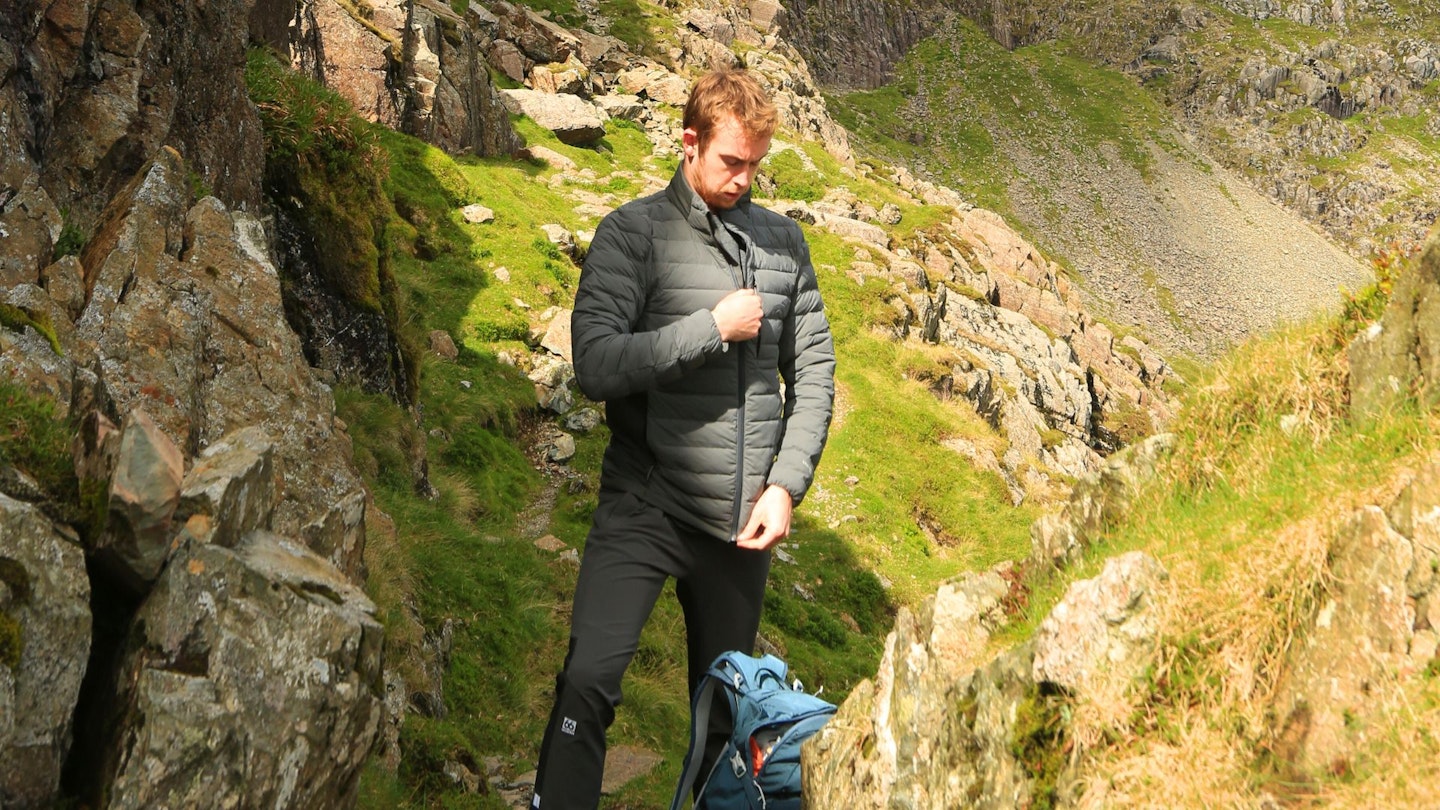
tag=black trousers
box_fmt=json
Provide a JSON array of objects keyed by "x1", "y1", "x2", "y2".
[{"x1": 530, "y1": 490, "x2": 772, "y2": 809}]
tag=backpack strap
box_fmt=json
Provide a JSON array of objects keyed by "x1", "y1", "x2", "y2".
[{"x1": 670, "y1": 672, "x2": 724, "y2": 810}]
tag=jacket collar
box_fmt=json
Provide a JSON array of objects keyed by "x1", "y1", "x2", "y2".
[{"x1": 665, "y1": 164, "x2": 753, "y2": 237}]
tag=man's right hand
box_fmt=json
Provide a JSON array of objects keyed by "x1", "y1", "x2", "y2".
[{"x1": 711, "y1": 288, "x2": 763, "y2": 342}]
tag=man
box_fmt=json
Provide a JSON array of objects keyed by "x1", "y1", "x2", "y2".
[{"x1": 530, "y1": 68, "x2": 835, "y2": 809}]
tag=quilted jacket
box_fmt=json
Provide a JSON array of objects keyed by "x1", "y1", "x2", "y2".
[{"x1": 571, "y1": 167, "x2": 835, "y2": 542}]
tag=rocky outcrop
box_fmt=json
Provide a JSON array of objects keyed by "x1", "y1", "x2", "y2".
[
  {"x1": 2, "y1": 3, "x2": 384, "y2": 806},
  {"x1": 779, "y1": 0, "x2": 947, "y2": 90},
  {"x1": 102, "y1": 531, "x2": 382, "y2": 809},
  {"x1": 1349, "y1": 228, "x2": 1440, "y2": 418},
  {"x1": 804, "y1": 551, "x2": 1169, "y2": 808},
  {"x1": 254, "y1": 0, "x2": 520, "y2": 157},
  {"x1": 0, "y1": 495, "x2": 91, "y2": 809},
  {"x1": 1269, "y1": 461, "x2": 1440, "y2": 778}
]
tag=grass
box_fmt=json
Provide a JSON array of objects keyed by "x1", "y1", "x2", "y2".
[{"x1": 984, "y1": 243, "x2": 1440, "y2": 805}]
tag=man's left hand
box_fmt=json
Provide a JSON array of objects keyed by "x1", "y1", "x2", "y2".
[{"x1": 736, "y1": 485, "x2": 792, "y2": 550}]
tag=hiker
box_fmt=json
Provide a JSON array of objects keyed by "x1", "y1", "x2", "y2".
[{"x1": 529, "y1": 67, "x2": 836, "y2": 809}]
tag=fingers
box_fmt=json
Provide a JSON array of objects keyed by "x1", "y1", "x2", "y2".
[{"x1": 712, "y1": 288, "x2": 763, "y2": 342}]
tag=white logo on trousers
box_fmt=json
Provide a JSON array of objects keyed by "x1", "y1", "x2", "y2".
[{"x1": 562, "y1": 717, "x2": 577, "y2": 735}]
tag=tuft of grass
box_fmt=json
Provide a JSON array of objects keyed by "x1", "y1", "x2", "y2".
[{"x1": 0, "y1": 377, "x2": 78, "y2": 504}]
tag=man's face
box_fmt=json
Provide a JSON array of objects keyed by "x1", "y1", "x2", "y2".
[{"x1": 682, "y1": 115, "x2": 772, "y2": 211}]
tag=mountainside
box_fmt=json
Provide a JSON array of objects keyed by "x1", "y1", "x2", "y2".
[{"x1": 1, "y1": 0, "x2": 1436, "y2": 808}]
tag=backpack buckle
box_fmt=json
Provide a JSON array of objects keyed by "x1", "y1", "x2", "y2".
[{"x1": 730, "y1": 749, "x2": 747, "y2": 778}]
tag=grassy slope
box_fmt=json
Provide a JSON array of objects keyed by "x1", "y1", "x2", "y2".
[{"x1": 298, "y1": 79, "x2": 1040, "y2": 808}]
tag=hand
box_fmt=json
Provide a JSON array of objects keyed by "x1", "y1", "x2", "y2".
[
  {"x1": 736, "y1": 485, "x2": 793, "y2": 550},
  {"x1": 711, "y1": 288, "x2": 763, "y2": 342}
]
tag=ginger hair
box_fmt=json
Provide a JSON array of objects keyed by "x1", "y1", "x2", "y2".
[{"x1": 682, "y1": 69, "x2": 778, "y2": 151}]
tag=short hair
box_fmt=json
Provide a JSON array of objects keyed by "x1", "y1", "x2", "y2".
[{"x1": 682, "y1": 69, "x2": 778, "y2": 151}]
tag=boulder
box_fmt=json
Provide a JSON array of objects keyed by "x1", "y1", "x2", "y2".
[
  {"x1": 499, "y1": 89, "x2": 608, "y2": 145},
  {"x1": 0, "y1": 494, "x2": 92, "y2": 810},
  {"x1": 171, "y1": 425, "x2": 281, "y2": 549},
  {"x1": 1350, "y1": 229, "x2": 1440, "y2": 419},
  {"x1": 102, "y1": 531, "x2": 384, "y2": 809},
  {"x1": 97, "y1": 409, "x2": 185, "y2": 592}
]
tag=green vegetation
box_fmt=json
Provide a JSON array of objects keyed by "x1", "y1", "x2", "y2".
[
  {"x1": 0, "y1": 303, "x2": 61, "y2": 356},
  {"x1": 0, "y1": 377, "x2": 79, "y2": 505}
]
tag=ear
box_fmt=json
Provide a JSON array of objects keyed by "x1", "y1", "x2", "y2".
[{"x1": 681, "y1": 128, "x2": 700, "y2": 161}]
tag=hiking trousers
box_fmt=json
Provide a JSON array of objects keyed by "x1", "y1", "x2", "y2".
[{"x1": 531, "y1": 490, "x2": 772, "y2": 809}]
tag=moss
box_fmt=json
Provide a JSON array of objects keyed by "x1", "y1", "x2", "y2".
[
  {"x1": 0, "y1": 303, "x2": 62, "y2": 356},
  {"x1": 1010, "y1": 685, "x2": 1069, "y2": 810},
  {"x1": 0, "y1": 612, "x2": 22, "y2": 670}
]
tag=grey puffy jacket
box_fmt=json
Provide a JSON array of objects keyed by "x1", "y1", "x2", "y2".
[{"x1": 572, "y1": 167, "x2": 836, "y2": 542}]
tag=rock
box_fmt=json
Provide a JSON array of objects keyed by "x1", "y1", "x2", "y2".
[
  {"x1": 98, "y1": 409, "x2": 185, "y2": 593},
  {"x1": 541, "y1": 310, "x2": 573, "y2": 361},
  {"x1": 1387, "y1": 463, "x2": 1440, "y2": 597},
  {"x1": 0, "y1": 178, "x2": 61, "y2": 289},
  {"x1": 74, "y1": 154, "x2": 369, "y2": 579},
  {"x1": 1350, "y1": 230, "x2": 1440, "y2": 419},
  {"x1": 518, "y1": 145, "x2": 579, "y2": 172},
  {"x1": 171, "y1": 425, "x2": 281, "y2": 549},
  {"x1": 461, "y1": 204, "x2": 495, "y2": 224},
  {"x1": 1271, "y1": 505, "x2": 1415, "y2": 776},
  {"x1": 562, "y1": 408, "x2": 602, "y2": 433},
  {"x1": 601, "y1": 745, "x2": 663, "y2": 795},
  {"x1": 534, "y1": 534, "x2": 567, "y2": 552},
  {"x1": 402, "y1": 0, "x2": 522, "y2": 157},
  {"x1": 1032, "y1": 552, "x2": 1168, "y2": 705},
  {"x1": 499, "y1": 89, "x2": 608, "y2": 145},
  {"x1": 488, "y1": 39, "x2": 530, "y2": 84},
  {"x1": 529, "y1": 55, "x2": 590, "y2": 96},
  {"x1": 101, "y1": 532, "x2": 383, "y2": 809},
  {"x1": 593, "y1": 94, "x2": 646, "y2": 121},
  {"x1": 0, "y1": 494, "x2": 91, "y2": 809},
  {"x1": 430, "y1": 330, "x2": 460, "y2": 360},
  {"x1": 1030, "y1": 434, "x2": 1175, "y2": 568}
]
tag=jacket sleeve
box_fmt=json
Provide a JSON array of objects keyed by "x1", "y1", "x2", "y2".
[
  {"x1": 571, "y1": 206, "x2": 724, "y2": 402},
  {"x1": 768, "y1": 234, "x2": 836, "y2": 505}
]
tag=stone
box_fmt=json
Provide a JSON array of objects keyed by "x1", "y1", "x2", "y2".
[
  {"x1": 75, "y1": 156, "x2": 369, "y2": 579},
  {"x1": 594, "y1": 94, "x2": 646, "y2": 122},
  {"x1": 488, "y1": 39, "x2": 530, "y2": 84},
  {"x1": 0, "y1": 494, "x2": 91, "y2": 809},
  {"x1": 430, "y1": 330, "x2": 459, "y2": 360},
  {"x1": 600, "y1": 745, "x2": 663, "y2": 795},
  {"x1": 1271, "y1": 506, "x2": 1415, "y2": 775},
  {"x1": 529, "y1": 55, "x2": 590, "y2": 96},
  {"x1": 1032, "y1": 552, "x2": 1168, "y2": 705},
  {"x1": 101, "y1": 532, "x2": 383, "y2": 809},
  {"x1": 171, "y1": 425, "x2": 281, "y2": 549},
  {"x1": 499, "y1": 89, "x2": 608, "y2": 145},
  {"x1": 546, "y1": 433, "x2": 576, "y2": 463},
  {"x1": 541, "y1": 310, "x2": 573, "y2": 361},
  {"x1": 99, "y1": 409, "x2": 185, "y2": 592},
  {"x1": 461, "y1": 204, "x2": 495, "y2": 224},
  {"x1": 519, "y1": 145, "x2": 579, "y2": 172},
  {"x1": 402, "y1": 0, "x2": 522, "y2": 157},
  {"x1": 563, "y1": 408, "x2": 602, "y2": 433},
  {"x1": 534, "y1": 534, "x2": 567, "y2": 552}
]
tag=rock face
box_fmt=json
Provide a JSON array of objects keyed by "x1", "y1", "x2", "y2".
[
  {"x1": 1349, "y1": 228, "x2": 1440, "y2": 419},
  {"x1": 254, "y1": 0, "x2": 520, "y2": 157},
  {"x1": 102, "y1": 532, "x2": 383, "y2": 809},
  {"x1": 1, "y1": 3, "x2": 384, "y2": 807},
  {"x1": 804, "y1": 552, "x2": 1169, "y2": 808},
  {"x1": 1269, "y1": 462, "x2": 1440, "y2": 778},
  {"x1": 780, "y1": 0, "x2": 947, "y2": 89},
  {"x1": 0, "y1": 495, "x2": 92, "y2": 809}
]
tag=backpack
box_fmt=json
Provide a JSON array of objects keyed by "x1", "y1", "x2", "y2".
[{"x1": 670, "y1": 651, "x2": 837, "y2": 810}]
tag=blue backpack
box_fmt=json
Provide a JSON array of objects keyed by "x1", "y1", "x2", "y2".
[{"x1": 670, "y1": 652, "x2": 837, "y2": 810}]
